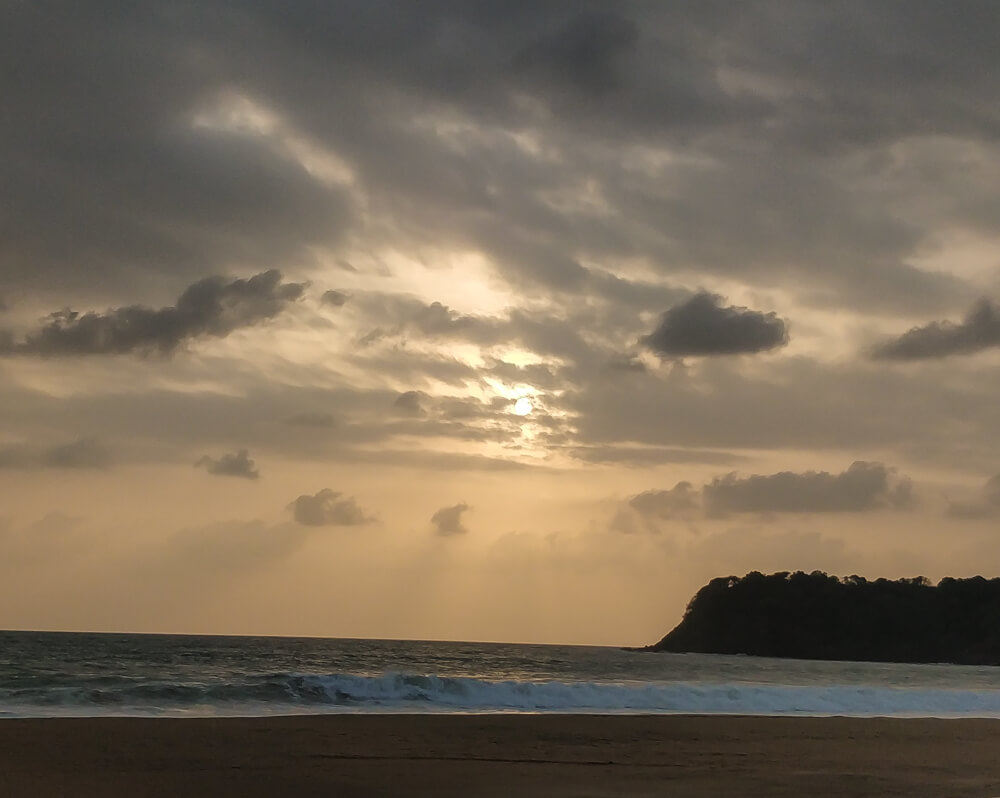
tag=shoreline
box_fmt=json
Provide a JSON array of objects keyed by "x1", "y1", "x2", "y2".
[
  {"x1": 6, "y1": 709, "x2": 1000, "y2": 719},
  {"x1": 3, "y1": 714, "x2": 1000, "y2": 797}
]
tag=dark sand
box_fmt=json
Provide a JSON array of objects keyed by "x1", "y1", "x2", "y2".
[{"x1": 3, "y1": 714, "x2": 1000, "y2": 797}]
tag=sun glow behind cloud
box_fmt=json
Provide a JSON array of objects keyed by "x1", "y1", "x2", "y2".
[{"x1": 512, "y1": 397, "x2": 533, "y2": 416}]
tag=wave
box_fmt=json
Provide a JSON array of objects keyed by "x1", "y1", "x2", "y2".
[{"x1": 6, "y1": 672, "x2": 1000, "y2": 717}]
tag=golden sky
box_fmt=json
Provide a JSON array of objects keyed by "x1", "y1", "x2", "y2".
[{"x1": 3, "y1": 2, "x2": 1000, "y2": 645}]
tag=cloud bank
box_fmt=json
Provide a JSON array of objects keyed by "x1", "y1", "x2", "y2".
[{"x1": 703, "y1": 462, "x2": 913, "y2": 515}]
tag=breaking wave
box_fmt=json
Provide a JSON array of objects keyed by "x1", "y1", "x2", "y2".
[{"x1": 6, "y1": 672, "x2": 1000, "y2": 718}]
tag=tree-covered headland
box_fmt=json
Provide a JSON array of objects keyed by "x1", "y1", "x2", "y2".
[{"x1": 648, "y1": 571, "x2": 1000, "y2": 665}]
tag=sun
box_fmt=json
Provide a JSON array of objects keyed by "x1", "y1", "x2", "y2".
[{"x1": 512, "y1": 397, "x2": 534, "y2": 416}]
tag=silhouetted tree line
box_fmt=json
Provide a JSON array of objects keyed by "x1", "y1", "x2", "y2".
[{"x1": 648, "y1": 571, "x2": 1000, "y2": 664}]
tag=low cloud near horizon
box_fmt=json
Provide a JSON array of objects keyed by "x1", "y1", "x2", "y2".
[
  {"x1": 289, "y1": 489, "x2": 374, "y2": 527},
  {"x1": 617, "y1": 463, "x2": 915, "y2": 531},
  {"x1": 431, "y1": 503, "x2": 472, "y2": 536},
  {"x1": 195, "y1": 449, "x2": 260, "y2": 480}
]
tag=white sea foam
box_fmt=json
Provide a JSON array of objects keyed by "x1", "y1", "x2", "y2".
[
  {"x1": 8, "y1": 671, "x2": 1000, "y2": 718},
  {"x1": 299, "y1": 672, "x2": 1000, "y2": 716}
]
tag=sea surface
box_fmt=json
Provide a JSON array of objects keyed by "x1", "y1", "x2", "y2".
[{"x1": 4, "y1": 630, "x2": 1000, "y2": 718}]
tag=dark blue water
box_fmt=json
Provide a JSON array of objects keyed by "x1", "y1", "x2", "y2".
[{"x1": 4, "y1": 630, "x2": 1000, "y2": 717}]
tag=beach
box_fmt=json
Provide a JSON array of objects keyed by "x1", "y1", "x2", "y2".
[{"x1": 3, "y1": 714, "x2": 1000, "y2": 797}]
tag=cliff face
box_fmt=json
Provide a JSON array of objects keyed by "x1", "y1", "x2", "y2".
[{"x1": 649, "y1": 571, "x2": 1000, "y2": 665}]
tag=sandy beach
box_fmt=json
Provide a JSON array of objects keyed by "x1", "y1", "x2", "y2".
[{"x1": 2, "y1": 714, "x2": 1000, "y2": 797}]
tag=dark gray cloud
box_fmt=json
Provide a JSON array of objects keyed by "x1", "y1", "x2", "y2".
[
  {"x1": 0, "y1": 2, "x2": 350, "y2": 301},
  {"x1": 430, "y1": 502, "x2": 471, "y2": 536},
  {"x1": 515, "y1": 10, "x2": 638, "y2": 94},
  {"x1": 195, "y1": 449, "x2": 260, "y2": 480},
  {"x1": 4, "y1": 1, "x2": 990, "y2": 317},
  {"x1": 703, "y1": 461, "x2": 913, "y2": 515},
  {"x1": 0, "y1": 438, "x2": 112, "y2": 470},
  {"x1": 289, "y1": 489, "x2": 373, "y2": 527},
  {"x1": 613, "y1": 460, "x2": 919, "y2": 532},
  {"x1": 873, "y1": 299, "x2": 1000, "y2": 360},
  {"x1": 321, "y1": 290, "x2": 350, "y2": 308},
  {"x1": 1, "y1": 271, "x2": 305, "y2": 357},
  {"x1": 641, "y1": 293, "x2": 788, "y2": 358}
]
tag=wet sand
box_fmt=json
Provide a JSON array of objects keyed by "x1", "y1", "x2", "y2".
[{"x1": 2, "y1": 714, "x2": 1000, "y2": 797}]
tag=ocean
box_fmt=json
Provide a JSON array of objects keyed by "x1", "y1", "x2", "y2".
[{"x1": 4, "y1": 630, "x2": 1000, "y2": 718}]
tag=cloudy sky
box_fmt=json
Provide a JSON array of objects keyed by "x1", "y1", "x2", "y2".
[{"x1": 3, "y1": 1, "x2": 1000, "y2": 645}]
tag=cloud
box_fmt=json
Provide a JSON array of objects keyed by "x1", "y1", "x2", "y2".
[
  {"x1": 41, "y1": 438, "x2": 114, "y2": 470},
  {"x1": 610, "y1": 481, "x2": 700, "y2": 534},
  {"x1": 321, "y1": 290, "x2": 350, "y2": 307},
  {"x1": 393, "y1": 390, "x2": 427, "y2": 417},
  {"x1": 628, "y1": 483, "x2": 700, "y2": 520},
  {"x1": 407, "y1": 301, "x2": 493, "y2": 339},
  {"x1": 515, "y1": 10, "x2": 639, "y2": 94},
  {"x1": 1, "y1": 2, "x2": 994, "y2": 322},
  {"x1": 873, "y1": 298, "x2": 1000, "y2": 360},
  {"x1": 703, "y1": 461, "x2": 913, "y2": 515},
  {"x1": 3, "y1": 6, "x2": 1000, "y2": 514},
  {"x1": 289, "y1": 489, "x2": 373, "y2": 526},
  {"x1": 195, "y1": 449, "x2": 260, "y2": 480},
  {"x1": 284, "y1": 411, "x2": 337, "y2": 428},
  {"x1": 0, "y1": 437, "x2": 112, "y2": 470},
  {"x1": 430, "y1": 502, "x2": 471, "y2": 536},
  {"x1": 572, "y1": 445, "x2": 745, "y2": 467},
  {"x1": 947, "y1": 475, "x2": 1000, "y2": 520},
  {"x1": 613, "y1": 461, "x2": 917, "y2": 531},
  {"x1": 354, "y1": 293, "x2": 616, "y2": 373},
  {"x1": 640, "y1": 293, "x2": 788, "y2": 358},
  {"x1": 1, "y1": 271, "x2": 305, "y2": 357},
  {"x1": 568, "y1": 353, "x2": 1000, "y2": 458},
  {"x1": 1, "y1": 1, "x2": 351, "y2": 301}
]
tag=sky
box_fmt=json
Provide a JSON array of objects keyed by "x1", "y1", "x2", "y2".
[{"x1": 2, "y1": 1, "x2": 1000, "y2": 646}]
